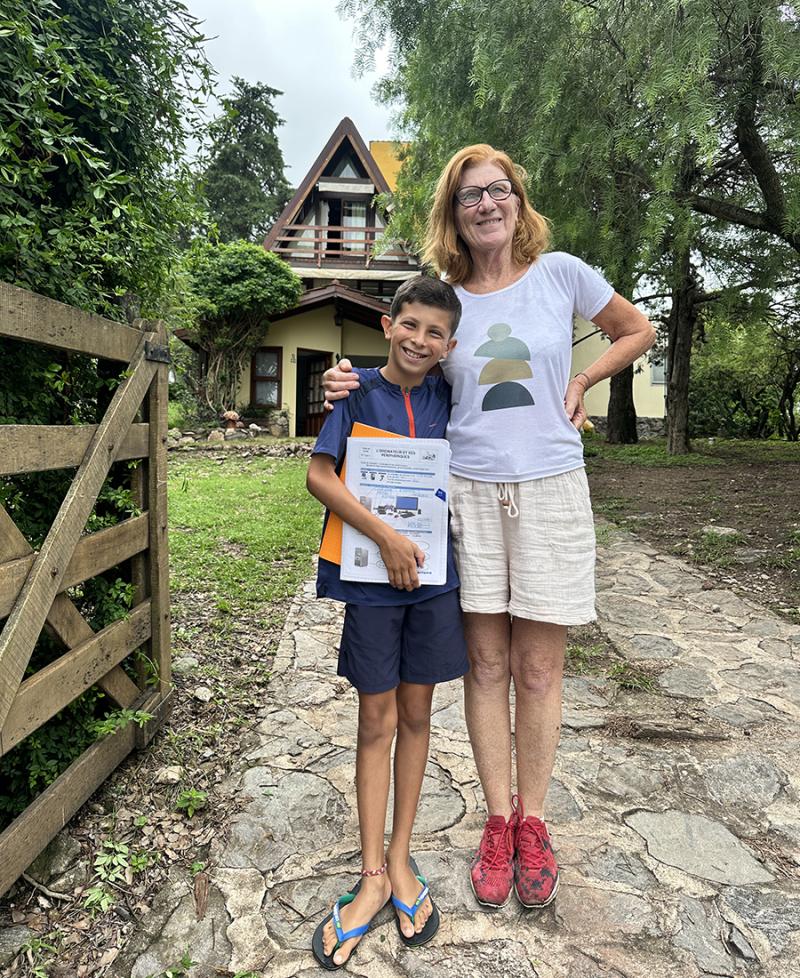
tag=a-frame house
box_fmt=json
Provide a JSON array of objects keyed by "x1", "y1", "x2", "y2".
[{"x1": 235, "y1": 118, "x2": 418, "y2": 436}]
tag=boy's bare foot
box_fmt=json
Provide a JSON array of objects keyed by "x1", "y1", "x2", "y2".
[
  {"x1": 387, "y1": 852, "x2": 433, "y2": 938},
  {"x1": 321, "y1": 874, "x2": 391, "y2": 966}
]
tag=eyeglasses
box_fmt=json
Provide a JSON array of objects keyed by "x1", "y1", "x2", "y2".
[{"x1": 454, "y1": 179, "x2": 513, "y2": 208}]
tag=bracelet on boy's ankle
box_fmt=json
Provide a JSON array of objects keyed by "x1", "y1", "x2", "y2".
[{"x1": 360, "y1": 862, "x2": 387, "y2": 878}]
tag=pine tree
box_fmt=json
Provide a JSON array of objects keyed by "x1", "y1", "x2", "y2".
[{"x1": 202, "y1": 78, "x2": 293, "y2": 242}]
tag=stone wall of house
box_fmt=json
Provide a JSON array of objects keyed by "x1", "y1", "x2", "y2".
[{"x1": 589, "y1": 415, "x2": 666, "y2": 440}]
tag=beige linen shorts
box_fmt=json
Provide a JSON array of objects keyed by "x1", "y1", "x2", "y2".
[{"x1": 448, "y1": 468, "x2": 596, "y2": 625}]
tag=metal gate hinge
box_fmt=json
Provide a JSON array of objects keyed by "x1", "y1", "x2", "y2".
[{"x1": 145, "y1": 341, "x2": 171, "y2": 364}]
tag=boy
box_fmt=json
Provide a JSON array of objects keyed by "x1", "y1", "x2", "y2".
[{"x1": 308, "y1": 276, "x2": 468, "y2": 969}]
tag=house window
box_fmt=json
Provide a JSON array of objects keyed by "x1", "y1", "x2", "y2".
[
  {"x1": 343, "y1": 201, "x2": 367, "y2": 251},
  {"x1": 252, "y1": 347, "x2": 281, "y2": 407},
  {"x1": 650, "y1": 361, "x2": 667, "y2": 385}
]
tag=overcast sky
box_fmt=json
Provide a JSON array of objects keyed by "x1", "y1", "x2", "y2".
[{"x1": 184, "y1": 0, "x2": 395, "y2": 182}]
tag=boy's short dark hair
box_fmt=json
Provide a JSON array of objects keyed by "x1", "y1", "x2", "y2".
[{"x1": 389, "y1": 275, "x2": 462, "y2": 335}]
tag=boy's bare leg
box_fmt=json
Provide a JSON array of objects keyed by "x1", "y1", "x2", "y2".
[
  {"x1": 322, "y1": 689, "x2": 395, "y2": 965},
  {"x1": 386, "y1": 681, "x2": 435, "y2": 938}
]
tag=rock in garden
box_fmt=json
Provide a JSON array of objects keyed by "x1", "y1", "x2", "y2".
[
  {"x1": 702, "y1": 525, "x2": 740, "y2": 537},
  {"x1": 207, "y1": 429, "x2": 224, "y2": 443},
  {"x1": 155, "y1": 765, "x2": 183, "y2": 785},
  {"x1": 192, "y1": 685, "x2": 214, "y2": 703},
  {"x1": 625, "y1": 810, "x2": 774, "y2": 884}
]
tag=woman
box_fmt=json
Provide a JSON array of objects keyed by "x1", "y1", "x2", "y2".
[{"x1": 323, "y1": 144, "x2": 655, "y2": 910}]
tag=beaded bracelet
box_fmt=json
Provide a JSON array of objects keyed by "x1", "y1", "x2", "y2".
[{"x1": 360, "y1": 862, "x2": 387, "y2": 878}]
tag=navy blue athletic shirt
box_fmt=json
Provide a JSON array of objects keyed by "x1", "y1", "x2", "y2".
[{"x1": 312, "y1": 368, "x2": 460, "y2": 606}]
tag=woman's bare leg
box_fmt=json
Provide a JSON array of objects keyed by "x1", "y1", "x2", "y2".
[
  {"x1": 463, "y1": 612, "x2": 512, "y2": 816},
  {"x1": 510, "y1": 618, "x2": 566, "y2": 816}
]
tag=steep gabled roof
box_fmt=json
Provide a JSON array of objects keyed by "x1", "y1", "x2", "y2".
[
  {"x1": 264, "y1": 117, "x2": 392, "y2": 250},
  {"x1": 268, "y1": 281, "x2": 388, "y2": 329}
]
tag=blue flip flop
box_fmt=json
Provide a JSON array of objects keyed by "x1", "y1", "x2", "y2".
[
  {"x1": 392, "y1": 856, "x2": 440, "y2": 948},
  {"x1": 311, "y1": 881, "x2": 387, "y2": 971}
]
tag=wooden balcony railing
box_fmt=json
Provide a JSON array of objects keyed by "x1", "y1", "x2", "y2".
[{"x1": 271, "y1": 225, "x2": 414, "y2": 267}]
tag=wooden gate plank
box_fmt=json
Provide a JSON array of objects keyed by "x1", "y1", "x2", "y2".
[
  {"x1": 0, "y1": 423, "x2": 150, "y2": 476},
  {"x1": 0, "y1": 601, "x2": 151, "y2": 756},
  {"x1": 44, "y1": 598, "x2": 140, "y2": 709},
  {"x1": 0, "y1": 513, "x2": 149, "y2": 619},
  {"x1": 147, "y1": 322, "x2": 171, "y2": 698},
  {"x1": 0, "y1": 507, "x2": 138, "y2": 710},
  {"x1": 0, "y1": 282, "x2": 142, "y2": 362},
  {"x1": 0, "y1": 721, "x2": 138, "y2": 897},
  {"x1": 0, "y1": 333, "x2": 156, "y2": 728}
]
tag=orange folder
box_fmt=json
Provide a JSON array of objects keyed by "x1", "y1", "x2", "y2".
[{"x1": 318, "y1": 422, "x2": 406, "y2": 565}]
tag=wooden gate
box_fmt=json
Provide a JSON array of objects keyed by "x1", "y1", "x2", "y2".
[{"x1": 0, "y1": 282, "x2": 172, "y2": 896}]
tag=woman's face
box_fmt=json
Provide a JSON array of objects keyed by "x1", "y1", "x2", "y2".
[{"x1": 454, "y1": 161, "x2": 520, "y2": 258}]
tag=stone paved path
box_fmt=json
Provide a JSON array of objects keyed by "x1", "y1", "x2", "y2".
[{"x1": 113, "y1": 525, "x2": 800, "y2": 978}]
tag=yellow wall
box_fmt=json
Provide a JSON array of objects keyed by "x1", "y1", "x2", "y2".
[
  {"x1": 572, "y1": 317, "x2": 665, "y2": 419},
  {"x1": 342, "y1": 321, "x2": 389, "y2": 359},
  {"x1": 369, "y1": 141, "x2": 409, "y2": 191},
  {"x1": 237, "y1": 308, "x2": 388, "y2": 435}
]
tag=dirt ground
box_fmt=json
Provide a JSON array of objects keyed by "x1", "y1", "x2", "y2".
[{"x1": 586, "y1": 438, "x2": 800, "y2": 625}]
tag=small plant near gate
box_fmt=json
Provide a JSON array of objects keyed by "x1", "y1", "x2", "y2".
[
  {"x1": 145, "y1": 951, "x2": 197, "y2": 978},
  {"x1": 175, "y1": 788, "x2": 208, "y2": 818},
  {"x1": 18, "y1": 935, "x2": 59, "y2": 978}
]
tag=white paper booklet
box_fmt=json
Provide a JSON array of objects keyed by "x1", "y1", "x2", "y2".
[{"x1": 340, "y1": 437, "x2": 451, "y2": 585}]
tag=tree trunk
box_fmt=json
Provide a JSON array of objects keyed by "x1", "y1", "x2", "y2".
[
  {"x1": 778, "y1": 360, "x2": 800, "y2": 441},
  {"x1": 606, "y1": 365, "x2": 638, "y2": 443},
  {"x1": 666, "y1": 246, "x2": 698, "y2": 455}
]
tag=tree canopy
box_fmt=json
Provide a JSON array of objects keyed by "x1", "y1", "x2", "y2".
[
  {"x1": 0, "y1": 0, "x2": 212, "y2": 315},
  {"x1": 202, "y1": 78, "x2": 293, "y2": 242},
  {"x1": 182, "y1": 241, "x2": 302, "y2": 411},
  {"x1": 343, "y1": 0, "x2": 800, "y2": 449}
]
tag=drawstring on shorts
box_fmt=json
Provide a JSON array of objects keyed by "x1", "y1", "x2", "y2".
[{"x1": 497, "y1": 482, "x2": 519, "y2": 519}]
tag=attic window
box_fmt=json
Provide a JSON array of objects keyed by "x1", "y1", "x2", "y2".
[{"x1": 332, "y1": 158, "x2": 359, "y2": 178}]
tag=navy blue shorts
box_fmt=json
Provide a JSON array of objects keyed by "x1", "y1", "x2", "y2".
[{"x1": 338, "y1": 589, "x2": 469, "y2": 694}]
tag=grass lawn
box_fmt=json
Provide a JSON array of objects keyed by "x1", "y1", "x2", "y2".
[{"x1": 168, "y1": 452, "x2": 321, "y2": 612}]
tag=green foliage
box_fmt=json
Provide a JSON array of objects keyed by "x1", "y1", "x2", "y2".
[
  {"x1": 18, "y1": 935, "x2": 59, "y2": 978},
  {"x1": 202, "y1": 77, "x2": 293, "y2": 242},
  {"x1": 0, "y1": 0, "x2": 211, "y2": 313},
  {"x1": 83, "y1": 884, "x2": 115, "y2": 914},
  {"x1": 0, "y1": 0, "x2": 211, "y2": 823},
  {"x1": 182, "y1": 240, "x2": 302, "y2": 410},
  {"x1": 343, "y1": 0, "x2": 800, "y2": 448},
  {"x1": 690, "y1": 317, "x2": 784, "y2": 438},
  {"x1": 175, "y1": 787, "x2": 208, "y2": 818}
]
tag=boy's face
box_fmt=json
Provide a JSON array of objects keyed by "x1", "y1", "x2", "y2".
[{"x1": 381, "y1": 301, "x2": 457, "y2": 383}]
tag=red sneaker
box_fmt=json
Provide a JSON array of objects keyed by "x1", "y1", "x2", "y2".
[
  {"x1": 512, "y1": 796, "x2": 559, "y2": 908},
  {"x1": 470, "y1": 814, "x2": 516, "y2": 908}
]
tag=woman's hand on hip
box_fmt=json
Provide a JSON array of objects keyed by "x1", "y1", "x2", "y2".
[
  {"x1": 565, "y1": 377, "x2": 588, "y2": 430},
  {"x1": 323, "y1": 358, "x2": 360, "y2": 411}
]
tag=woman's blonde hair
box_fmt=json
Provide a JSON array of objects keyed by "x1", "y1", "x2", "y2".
[{"x1": 422, "y1": 144, "x2": 551, "y2": 286}]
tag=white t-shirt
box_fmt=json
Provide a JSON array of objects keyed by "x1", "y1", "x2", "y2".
[{"x1": 442, "y1": 252, "x2": 613, "y2": 482}]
